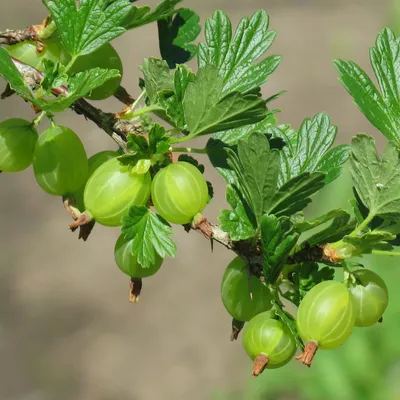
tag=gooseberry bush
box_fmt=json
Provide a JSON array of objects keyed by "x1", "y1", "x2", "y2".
[{"x1": 1, "y1": 0, "x2": 399, "y2": 376}]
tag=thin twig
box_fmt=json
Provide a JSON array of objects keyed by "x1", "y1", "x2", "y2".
[
  {"x1": 114, "y1": 86, "x2": 135, "y2": 105},
  {"x1": 9, "y1": 57, "x2": 145, "y2": 151},
  {"x1": 0, "y1": 27, "x2": 37, "y2": 45}
]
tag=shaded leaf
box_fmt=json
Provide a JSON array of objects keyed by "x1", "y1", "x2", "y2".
[
  {"x1": 268, "y1": 172, "x2": 326, "y2": 217},
  {"x1": 261, "y1": 215, "x2": 299, "y2": 283},
  {"x1": 124, "y1": 0, "x2": 181, "y2": 29},
  {"x1": 295, "y1": 209, "x2": 350, "y2": 233},
  {"x1": 158, "y1": 8, "x2": 200, "y2": 68},
  {"x1": 306, "y1": 211, "x2": 356, "y2": 246},
  {"x1": 219, "y1": 185, "x2": 256, "y2": 240}
]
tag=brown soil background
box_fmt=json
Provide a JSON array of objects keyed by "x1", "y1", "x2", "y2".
[{"x1": 0, "y1": 1, "x2": 389, "y2": 399}]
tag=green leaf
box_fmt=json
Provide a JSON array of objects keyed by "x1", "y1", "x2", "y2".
[
  {"x1": 273, "y1": 305, "x2": 304, "y2": 350},
  {"x1": 158, "y1": 8, "x2": 200, "y2": 68},
  {"x1": 334, "y1": 59, "x2": 397, "y2": 142},
  {"x1": 334, "y1": 28, "x2": 400, "y2": 143},
  {"x1": 149, "y1": 123, "x2": 170, "y2": 155},
  {"x1": 161, "y1": 64, "x2": 195, "y2": 129},
  {"x1": 274, "y1": 112, "x2": 348, "y2": 185},
  {"x1": 343, "y1": 231, "x2": 395, "y2": 255},
  {"x1": 219, "y1": 185, "x2": 256, "y2": 241},
  {"x1": 0, "y1": 48, "x2": 32, "y2": 97},
  {"x1": 212, "y1": 112, "x2": 277, "y2": 145},
  {"x1": 140, "y1": 58, "x2": 174, "y2": 104},
  {"x1": 127, "y1": 134, "x2": 149, "y2": 153},
  {"x1": 306, "y1": 211, "x2": 356, "y2": 246},
  {"x1": 291, "y1": 262, "x2": 335, "y2": 303},
  {"x1": 295, "y1": 209, "x2": 350, "y2": 233},
  {"x1": 261, "y1": 215, "x2": 299, "y2": 283},
  {"x1": 43, "y1": 0, "x2": 131, "y2": 56},
  {"x1": 121, "y1": 206, "x2": 176, "y2": 268},
  {"x1": 350, "y1": 134, "x2": 400, "y2": 220},
  {"x1": 206, "y1": 138, "x2": 238, "y2": 186},
  {"x1": 40, "y1": 59, "x2": 69, "y2": 93},
  {"x1": 40, "y1": 67, "x2": 121, "y2": 112},
  {"x1": 183, "y1": 65, "x2": 267, "y2": 137},
  {"x1": 205, "y1": 115, "x2": 283, "y2": 185},
  {"x1": 268, "y1": 172, "x2": 326, "y2": 217},
  {"x1": 224, "y1": 134, "x2": 324, "y2": 226},
  {"x1": 0, "y1": 48, "x2": 120, "y2": 112},
  {"x1": 198, "y1": 10, "x2": 281, "y2": 95},
  {"x1": 316, "y1": 144, "x2": 350, "y2": 185},
  {"x1": 227, "y1": 133, "x2": 280, "y2": 224},
  {"x1": 124, "y1": 0, "x2": 181, "y2": 29},
  {"x1": 370, "y1": 29, "x2": 400, "y2": 129}
]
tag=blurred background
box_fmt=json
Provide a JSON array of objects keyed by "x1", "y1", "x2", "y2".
[{"x1": 1, "y1": 0, "x2": 399, "y2": 399}]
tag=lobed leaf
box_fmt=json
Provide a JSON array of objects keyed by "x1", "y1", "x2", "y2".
[
  {"x1": 274, "y1": 112, "x2": 348, "y2": 185},
  {"x1": 140, "y1": 58, "x2": 174, "y2": 104},
  {"x1": 42, "y1": 0, "x2": 131, "y2": 56},
  {"x1": 261, "y1": 215, "x2": 299, "y2": 284},
  {"x1": 350, "y1": 134, "x2": 400, "y2": 220},
  {"x1": 124, "y1": 0, "x2": 182, "y2": 29},
  {"x1": 268, "y1": 172, "x2": 326, "y2": 217},
  {"x1": 295, "y1": 209, "x2": 350, "y2": 233},
  {"x1": 121, "y1": 206, "x2": 176, "y2": 268},
  {"x1": 0, "y1": 48, "x2": 32, "y2": 98},
  {"x1": 183, "y1": 65, "x2": 267, "y2": 136},
  {"x1": 226, "y1": 133, "x2": 280, "y2": 224},
  {"x1": 305, "y1": 211, "x2": 356, "y2": 246},
  {"x1": 158, "y1": 8, "x2": 201, "y2": 68},
  {"x1": 334, "y1": 28, "x2": 400, "y2": 144},
  {"x1": 219, "y1": 185, "x2": 256, "y2": 240},
  {"x1": 198, "y1": 10, "x2": 281, "y2": 95},
  {"x1": 0, "y1": 48, "x2": 120, "y2": 112},
  {"x1": 343, "y1": 231, "x2": 395, "y2": 256}
]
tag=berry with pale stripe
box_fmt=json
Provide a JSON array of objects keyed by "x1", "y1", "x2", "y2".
[
  {"x1": 348, "y1": 269, "x2": 388, "y2": 327},
  {"x1": 33, "y1": 125, "x2": 88, "y2": 196},
  {"x1": 242, "y1": 311, "x2": 296, "y2": 376},
  {"x1": 296, "y1": 280, "x2": 356, "y2": 366},
  {"x1": 83, "y1": 157, "x2": 151, "y2": 227},
  {"x1": 151, "y1": 161, "x2": 208, "y2": 225},
  {"x1": 221, "y1": 257, "x2": 273, "y2": 322}
]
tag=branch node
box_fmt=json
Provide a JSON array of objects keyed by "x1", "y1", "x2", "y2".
[{"x1": 192, "y1": 215, "x2": 213, "y2": 239}]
